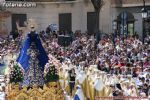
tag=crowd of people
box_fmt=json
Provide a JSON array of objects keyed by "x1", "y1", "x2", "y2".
[
  {"x1": 38, "y1": 30, "x2": 150, "y2": 99},
  {"x1": 0, "y1": 27, "x2": 150, "y2": 99}
]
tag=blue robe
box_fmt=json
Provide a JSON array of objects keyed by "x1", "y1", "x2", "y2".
[
  {"x1": 73, "y1": 94, "x2": 80, "y2": 100},
  {"x1": 17, "y1": 32, "x2": 48, "y2": 72}
]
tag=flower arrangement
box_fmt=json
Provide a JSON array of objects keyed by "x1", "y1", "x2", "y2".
[
  {"x1": 9, "y1": 64, "x2": 24, "y2": 83},
  {"x1": 44, "y1": 63, "x2": 59, "y2": 83}
]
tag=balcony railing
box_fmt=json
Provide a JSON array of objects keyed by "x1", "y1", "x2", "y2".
[{"x1": 111, "y1": 0, "x2": 150, "y2": 7}]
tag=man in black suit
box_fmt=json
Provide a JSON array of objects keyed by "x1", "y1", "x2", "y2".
[{"x1": 68, "y1": 69, "x2": 76, "y2": 96}]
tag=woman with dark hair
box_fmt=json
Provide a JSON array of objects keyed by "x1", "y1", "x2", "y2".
[{"x1": 68, "y1": 68, "x2": 76, "y2": 96}]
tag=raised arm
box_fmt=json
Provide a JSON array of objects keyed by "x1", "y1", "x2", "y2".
[
  {"x1": 16, "y1": 21, "x2": 27, "y2": 31},
  {"x1": 15, "y1": 21, "x2": 18, "y2": 28},
  {"x1": 16, "y1": 21, "x2": 22, "y2": 31},
  {"x1": 16, "y1": 20, "x2": 29, "y2": 39}
]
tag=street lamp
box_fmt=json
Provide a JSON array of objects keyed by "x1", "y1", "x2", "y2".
[
  {"x1": 141, "y1": 0, "x2": 147, "y2": 44},
  {"x1": 141, "y1": 8, "x2": 148, "y2": 19}
]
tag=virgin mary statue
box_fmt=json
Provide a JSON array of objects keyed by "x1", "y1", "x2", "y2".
[{"x1": 16, "y1": 19, "x2": 48, "y2": 86}]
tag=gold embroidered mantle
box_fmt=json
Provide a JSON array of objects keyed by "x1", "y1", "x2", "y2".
[{"x1": 6, "y1": 82, "x2": 65, "y2": 100}]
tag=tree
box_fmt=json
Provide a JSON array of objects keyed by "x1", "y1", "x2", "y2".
[
  {"x1": 91, "y1": 0, "x2": 104, "y2": 34},
  {"x1": 44, "y1": 63, "x2": 59, "y2": 83},
  {"x1": 10, "y1": 64, "x2": 24, "y2": 83}
]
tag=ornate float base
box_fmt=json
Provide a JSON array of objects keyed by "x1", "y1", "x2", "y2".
[{"x1": 6, "y1": 82, "x2": 65, "y2": 100}]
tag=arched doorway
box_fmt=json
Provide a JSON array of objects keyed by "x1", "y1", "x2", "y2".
[{"x1": 114, "y1": 11, "x2": 136, "y2": 36}]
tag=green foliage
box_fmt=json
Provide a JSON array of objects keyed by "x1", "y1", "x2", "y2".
[
  {"x1": 44, "y1": 64, "x2": 59, "y2": 83},
  {"x1": 10, "y1": 64, "x2": 24, "y2": 83}
]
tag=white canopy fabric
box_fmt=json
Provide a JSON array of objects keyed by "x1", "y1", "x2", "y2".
[{"x1": 0, "y1": 92, "x2": 5, "y2": 100}]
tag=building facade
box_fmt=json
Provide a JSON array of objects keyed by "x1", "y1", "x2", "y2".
[
  {"x1": 111, "y1": 0, "x2": 150, "y2": 37},
  {"x1": 0, "y1": 0, "x2": 112, "y2": 35},
  {"x1": 0, "y1": 0, "x2": 150, "y2": 36}
]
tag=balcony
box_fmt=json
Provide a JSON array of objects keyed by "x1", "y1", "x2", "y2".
[{"x1": 111, "y1": 0, "x2": 150, "y2": 7}]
